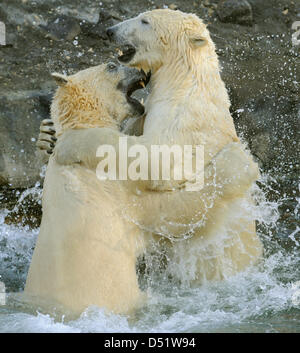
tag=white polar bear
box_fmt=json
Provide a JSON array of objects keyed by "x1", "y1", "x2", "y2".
[
  {"x1": 25, "y1": 63, "x2": 149, "y2": 315},
  {"x1": 52, "y1": 9, "x2": 263, "y2": 284}
]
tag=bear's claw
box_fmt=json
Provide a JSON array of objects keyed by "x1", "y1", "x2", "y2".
[{"x1": 36, "y1": 119, "x2": 57, "y2": 155}]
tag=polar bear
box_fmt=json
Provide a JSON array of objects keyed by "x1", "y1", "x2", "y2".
[
  {"x1": 43, "y1": 10, "x2": 263, "y2": 285},
  {"x1": 25, "y1": 63, "x2": 150, "y2": 315},
  {"x1": 105, "y1": 9, "x2": 264, "y2": 281}
]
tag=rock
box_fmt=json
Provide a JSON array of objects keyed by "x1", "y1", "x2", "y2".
[
  {"x1": 0, "y1": 90, "x2": 52, "y2": 188},
  {"x1": 250, "y1": 132, "x2": 271, "y2": 164},
  {"x1": 0, "y1": 2, "x2": 47, "y2": 27},
  {"x1": 217, "y1": 0, "x2": 253, "y2": 25},
  {"x1": 38, "y1": 92, "x2": 53, "y2": 116},
  {"x1": 56, "y1": 6, "x2": 100, "y2": 24},
  {"x1": 81, "y1": 22, "x2": 108, "y2": 40},
  {"x1": 82, "y1": 10, "x2": 122, "y2": 40},
  {"x1": 39, "y1": 16, "x2": 81, "y2": 41},
  {"x1": 99, "y1": 10, "x2": 123, "y2": 22}
]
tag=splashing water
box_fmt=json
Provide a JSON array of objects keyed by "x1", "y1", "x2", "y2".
[{"x1": 0, "y1": 173, "x2": 299, "y2": 333}]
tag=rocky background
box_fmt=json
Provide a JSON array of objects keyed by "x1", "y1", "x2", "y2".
[{"x1": 0, "y1": 0, "x2": 299, "y2": 228}]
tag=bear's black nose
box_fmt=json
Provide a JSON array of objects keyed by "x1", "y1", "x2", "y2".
[{"x1": 106, "y1": 27, "x2": 115, "y2": 39}]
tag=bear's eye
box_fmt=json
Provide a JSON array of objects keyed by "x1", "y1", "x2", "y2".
[
  {"x1": 141, "y1": 18, "x2": 149, "y2": 25},
  {"x1": 107, "y1": 63, "x2": 117, "y2": 71}
]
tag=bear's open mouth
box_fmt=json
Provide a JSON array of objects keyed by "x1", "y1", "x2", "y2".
[
  {"x1": 126, "y1": 69, "x2": 151, "y2": 96},
  {"x1": 117, "y1": 44, "x2": 136, "y2": 63},
  {"x1": 125, "y1": 69, "x2": 151, "y2": 116}
]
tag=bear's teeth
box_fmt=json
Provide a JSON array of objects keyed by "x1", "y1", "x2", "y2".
[
  {"x1": 117, "y1": 49, "x2": 123, "y2": 56},
  {"x1": 140, "y1": 81, "x2": 145, "y2": 88}
]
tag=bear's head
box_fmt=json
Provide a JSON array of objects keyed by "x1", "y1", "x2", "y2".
[
  {"x1": 106, "y1": 9, "x2": 217, "y2": 74},
  {"x1": 51, "y1": 63, "x2": 148, "y2": 135}
]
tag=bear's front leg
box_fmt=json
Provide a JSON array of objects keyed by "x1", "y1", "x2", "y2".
[{"x1": 54, "y1": 127, "x2": 124, "y2": 169}]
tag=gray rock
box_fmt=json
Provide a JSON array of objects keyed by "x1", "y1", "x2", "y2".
[
  {"x1": 81, "y1": 10, "x2": 122, "y2": 40},
  {"x1": 217, "y1": 0, "x2": 253, "y2": 25},
  {"x1": 0, "y1": 2, "x2": 47, "y2": 27},
  {"x1": 39, "y1": 16, "x2": 81, "y2": 41},
  {"x1": 56, "y1": 6, "x2": 100, "y2": 24},
  {"x1": 0, "y1": 90, "x2": 52, "y2": 188},
  {"x1": 99, "y1": 10, "x2": 123, "y2": 22}
]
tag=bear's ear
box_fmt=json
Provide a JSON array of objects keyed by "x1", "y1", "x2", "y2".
[
  {"x1": 189, "y1": 36, "x2": 207, "y2": 48},
  {"x1": 51, "y1": 73, "x2": 69, "y2": 86}
]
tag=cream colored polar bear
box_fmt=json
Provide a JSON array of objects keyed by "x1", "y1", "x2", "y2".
[
  {"x1": 52, "y1": 10, "x2": 263, "y2": 283},
  {"x1": 27, "y1": 63, "x2": 250, "y2": 317},
  {"x1": 25, "y1": 63, "x2": 150, "y2": 315}
]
